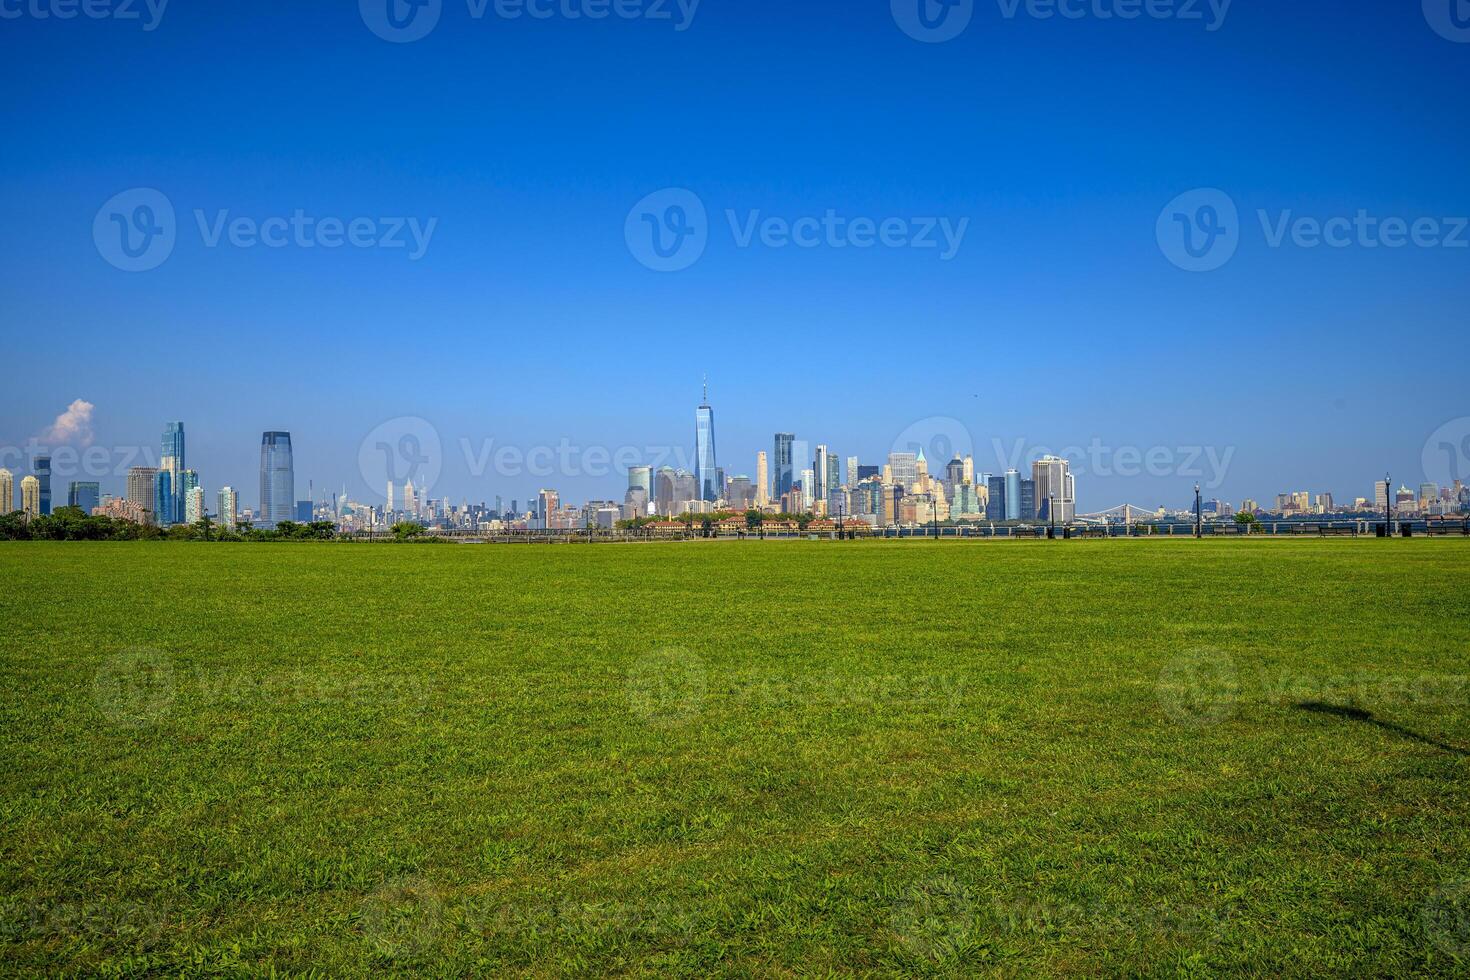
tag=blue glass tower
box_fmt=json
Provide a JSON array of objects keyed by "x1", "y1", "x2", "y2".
[
  {"x1": 259, "y1": 431, "x2": 295, "y2": 527},
  {"x1": 694, "y1": 379, "x2": 718, "y2": 502},
  {"x1": 68, "y1": 481, "x2": 100, "y2": 514},
  {"x1": 35, "y1": 455, "x2": 51, "y2": 515},
  {"x1": 773, "y1": 433, "x2": 795, "y2": 499},
  {"x1": 154, "y1": 469, "x2": 174, "y2": 525},
  {"x1": 161, "y1": 422, "x2": 185, "y2": 524}
]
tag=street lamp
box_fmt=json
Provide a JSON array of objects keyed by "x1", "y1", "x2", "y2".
[
  {"x1": 1048, "y1": 493, "x2": 1056, "y2": 539},
  {"x1": 1195, "y1": 482, "x2": 1202, "y2": 538}
]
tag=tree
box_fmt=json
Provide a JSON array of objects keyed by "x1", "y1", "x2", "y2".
[
  {"x1": 745, "y1": 509, "x2": 763, "y2": 530},
  {"x1": 392, "y1": 521, "x2": 425, "y2": 541}
]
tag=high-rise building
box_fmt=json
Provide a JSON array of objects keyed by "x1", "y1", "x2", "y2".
[
  {"x1": 68, "y1": 481, "x2": 100, "y2": 514},
  {"x1": 1019, "y1": 479, "x2": 1037, "y2": 521},
  {"x1": 694, "y1": 380, "x2": 719, "y2": 502},
  {"x1": 34, "y1": 455, "x2": 51, "y2": 515},
  {"x1": 945, "y1": 457, "x2": 966, "y2": 491},
  {"x1": 0, "y1": 469, "x2": 13, "y2": 514},
  {"x1": 846, "y1": 456, "x2": 859, "y2": 488},
  {"x1": 773, "y1": 434, "x2": 795, "y2": 499},
  {"x1": 827, "y1": 455, "x2": 841, "y2": 495},
  {"x1": 21, "y1": 476, "x2": 41, "y2": 518},
  {"x1": 295, "y1": 500, "x2": 313, "y2": 522},
  {"x1": 537, "y1": 489, "x2": 559, "y2": 523},
  {"x1": 755, "y1": 452, "x2": 770, "y2": 506},
  {"x1": 888, "y1": 452, "x2": 918, "y2": 490},
  {"x1": 217, "y1": 486, "x2": 238, "y2": 528},
  {"x1": 986, "y1": 475, "x2": 1006, "y2": 521},
  {"x1": 1032, "y1": 456, "x2": 1074, "y2": 523},
  {"x1": 161, "y1": 422, "x2": 185, "y2": 525},
  {"x1": 187, "y1": 486, "x2": 205, "y2": 524},
  {"x1": 259, "y1": 432, "x2": 295, "y2": 527},
  {"x1": 813, "y1": 445, "x2": 829, "y2": 502},
  {"x1": 628, "y1": 466, "x2": 653, "y2": 498},
  {"x1": 127, "y1": 467, "x2": 158, "y2": 524}
]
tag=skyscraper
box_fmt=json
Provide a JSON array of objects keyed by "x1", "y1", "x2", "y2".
[
  {"x1": 155, "y1": 469, "x2": 173, "y2": 525},
  {"x1": 68, "y1": 481, "x2": 100, "y2": 514},
  {"x1": 0, "y1": 469, "x2": 12, "y2": 514},
  {"x1": 1004, "y1": 469, "x2": 1021, "y2": 521},
  {"x1": 846, "y1": 456, "x2": 859, "y2": 488},
  {"x1": 161, "y1": 422, "x2": 185, "y2": 525},
  {"x1": 1032, "y1": 455, "x2": 1073, "y2": 523},
  {"x1": 34, "y1": 455, "x2": 51, "y2": 515},
  {"x1": 628, "y1": 466, "x2": 653, "y2": 499},
  {"x1": 773, "y1": 434, "x2": 795, "y2": 499},
  {"x1": 218, "y1": 486, "x2": 238, "y2": 528},
  {"x1": 888, "y1": 452, "x2": 918, "y2": 490},
  {"x1": 259, "y1": 432, "x2": 295, "y2": 527},
  {"x1": 986, "y1": 475, "x2": 1006, "y2": 521},
  {"x1": 128, "y1": 467, "x2": 158, "y2": 524},
  {"x1": 694, "y1": 379, "x2": 718, "y2": 502},
  {"x1": 21, "y1": 476, "x2": 40, "y2": 518},
  {"x1": 813, "y1": 445, "x2": 829, "y2": 502},
  {"x1": 755, "y1": 451, "x2": 770, "y2": 506}
]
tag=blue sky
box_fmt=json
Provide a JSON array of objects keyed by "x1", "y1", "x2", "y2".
[{"x1": 2, "y1": 0, "x2": 1467, "y2": 510}]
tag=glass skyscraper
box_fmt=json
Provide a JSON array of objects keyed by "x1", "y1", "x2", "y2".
[
  {"x1": 35, "y1": 455, "x2": 51, "y2": 515},
  {"x1": 161, "y1": 422, "x2": 185, "y2": 525},
  {"x1": 1004, "y1": 469, "x2": 1021, "y2": 521},
  {"x1": 68, "y1": 481, "x2": 100, "y2": 515},
  {"x1": 694, "y1": 382, "x2": 718, "y2": 502},
  {"x1": 259, "y1": 431, "x2": 295, "y2": 527},
  {"x1": 773, "y1": 433, "x2": 795, "y2": 499}
]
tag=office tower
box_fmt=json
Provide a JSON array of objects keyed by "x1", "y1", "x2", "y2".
[
  {"x1": 161, "y1": 422, "x2": 185, "y2": 524},
  {"x1": 827, "y1": 455, "x2": 841, "y2": 495},
  {"x1": 801, "y1": 468, "x2": 814, "y2": 500},
  {"x1": 181, "y1": 469, "x2": 199, "y2": 518},
  {"x1": 68, "y1": 481, "x2": 100, "y2": 515},
  {"x1": 186, "y1": 487, "x2": 205, "y2": 524},
  {"x1": 1032, "y1": 456, "x2": 1073, "y2": 523},
  {"x1": 887, "y1": 452, "x2": 918, "y2": 490},
  {"x1": 295, "y1": 500, "x2": 312, "y2": 522},
  {"x1": 0, "y1": 469, "x2": 12, "y2": 513},
  {"x1": 727, "y1": 475, "x2": 754, "y2": 510},
  {"x1": 673, "y1": 470, "x2": 697, "y2": 507},
  {"x1": 628, "y1": 466, "x2": 653, "y2": 498},
  {"x1": 694, "y1": 379, "x2": 719, "y2": 502},
  {"x1": 259, "y1": 432, "x2": 295, "y2": 527},
  {"x1": 1420, "y1": 483, "x2": 1439, "y2": 507},
  {"x1": 154, "y1": 469, "x2": 173, "y2": 525},
  {"x1": 755, "y1": 452, "x2": 770, "y2": 506},
  {"x1": 1001, "y1": 469, "x2": 1019, "y2": 521},
  {"x1": 945, "y1": 457, "x2": 966, "y2": 490},
  {"x1": 857, "y1": 465, "x2": 880, "y2": 481},
  {"x1": 773, "y1": 433, "x2": 795, "y2": 498},
  {"x1": 537, "y1": 489, "x2": 559, "y2": 523},
  {"x1": 952, "y1": 482, "x2": 983, "y2": 518},
  {"x1": 127, "y1": 467, "x2": 158, "y2": 523},
  {"x1": 962, "y1": 455, "x2": 975, "y2": 484},
  {"x1": 386, "y1": 480, "x2": 396, "y2": 512},
  {"x1": 654, "y1": 467, "x2": 677, "y2": 515},
  {"x1": 218, "y1": 486, "x2": 238, "y2": 528},
  {"x1": 1019, "y1": 479, "x2": 1037, "y2": 521},
  {"x1": 813, "y1": 445, "x2": 829, "y2": 501},
  {"x1": 21, "y1": 476, "x2": 40, "y2": 517},
  {"x1": 986, "y1": 475, "x2": 1006, "y2": 521},
  {"x1": 35, "y1": 455, "x2": 51, "y2": 515},
  {"x1": 846, "y1": 456, "x2": 859, "y2": 488},
  {"x1": 714, "y1": 467, "x2": 726, "y2": 500}
]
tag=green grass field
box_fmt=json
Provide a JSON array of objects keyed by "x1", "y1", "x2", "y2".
[{"x1": 2, "y1": 539, "x2": 1469, "y2": 976}]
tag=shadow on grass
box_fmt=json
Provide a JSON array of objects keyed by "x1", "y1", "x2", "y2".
[{"x1": 1294, "y1": 701, "x2": 1469, "y2": 757}]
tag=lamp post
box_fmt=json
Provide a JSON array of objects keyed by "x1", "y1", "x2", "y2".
[
  {"x1": 1048, "y1": 493, "x2": 1056, "y2": 539},
  {"x1": 1195, "y1": 482, "x2": 1202, "y2": 538},
  {"x1": 1385, "y1": 472, "x2": 1392, "y2": 535}
]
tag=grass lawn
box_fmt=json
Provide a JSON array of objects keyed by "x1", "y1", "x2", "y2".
[{"x1": 2, "y1": 539, "x2": 1469, "y2": 976}]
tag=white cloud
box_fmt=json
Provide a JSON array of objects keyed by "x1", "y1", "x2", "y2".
[{"x1": 38, "y1": 399, "x2": 96, "y2": 447}]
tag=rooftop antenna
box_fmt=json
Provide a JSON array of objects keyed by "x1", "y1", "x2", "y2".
[{"x1": 702, "y1": 375, "x2": 708, "y2": 404}]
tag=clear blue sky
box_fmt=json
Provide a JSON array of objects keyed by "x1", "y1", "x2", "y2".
[{"x1": 2, "y1": 0, "x2": 1467, "y2": 510}]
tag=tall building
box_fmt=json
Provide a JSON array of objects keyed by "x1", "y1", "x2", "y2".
[
  {"x1": 186, "y1": 486, "x2": 205, "y2": 524},
  {"x1": 628, "y1": 466, "x2": 653, "y2": 499},
  {"x1": 773, "y1": 434, "x2": 795, "y2": 499},
  {"x1": 694, "y1": 380, "x2": 718, "y2": 502},
  {"x1": 21, "y1": 475, "x2": 40, "y2": 518},
  {"x1": 155, "y1": 469, "x2": 174, "y2": 525},
  {"x1": 259, "y1": 432, "x2": 295, "y2": 527},
  {"x1": 537, "y1": 489, "x2": 559, "y2": 524},
  {"x1": 755, "y1": 452, "x2": 770, "y2": 506},
  {"x1": 846, "y1": 456, "x2": 859, "y2": 488},
  {"x1": 1033, "y1": 456, "x2": 1074, "y2": 523},
  {"x1": 813, "y1": 445, "x2": 829, "y2": 502},
  {"x1": 34, "y1": 455, "x2": 51, "y2": 515},
  {"x1": 945, "y1": 457, "x2": 966, "y2": 491},
  {"x1": 68, "y1": 481, "x2": 100, "y2": 514},
  {"x1": 986, "y1": 475, "x2": 1006, "y2": 521},
  {"x1": 0, "y1": 468, "x2": 12, "y2": 513},
  {"x1": 127, "y1": 467, "x2": 158, "y2": 524},
  {"x1": 217, "y1": 486, "x2": 239, "y2": 528},
  {"x1": 161, "y1": 422, "x2": 185, "y2": 525},
  {"x1": 1019, "y1": 479, "x2": 1037, "y2": 521},
  {"x1": 1004, "y1": 469, "x2": 1021, "y2": 521},
  {"x1": 888, "y1": 452, "x2": 918, "y2": 490}
]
